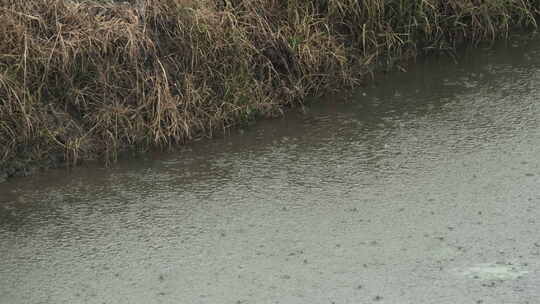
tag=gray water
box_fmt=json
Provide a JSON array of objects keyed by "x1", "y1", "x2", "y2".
[{"x1": 1, "y1": 37, "x2": 540, "y2": 304}]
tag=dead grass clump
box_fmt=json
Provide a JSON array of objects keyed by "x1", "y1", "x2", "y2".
[{"x1": 0, "y1": 0, "x2": 539, "y2": 178}]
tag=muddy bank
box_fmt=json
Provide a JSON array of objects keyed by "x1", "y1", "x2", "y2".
[{"x1": 1, "y1": 0, "x2": 539, "y2": 181}]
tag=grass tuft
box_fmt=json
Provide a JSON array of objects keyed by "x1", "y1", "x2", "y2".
[{"x1": 1, "y1": 0, "x2": 538, "y2": 177}]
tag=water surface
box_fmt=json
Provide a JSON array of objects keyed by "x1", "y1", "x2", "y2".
[{"x1": 1, "y1": 38, "x2": 540, "y2": 304}]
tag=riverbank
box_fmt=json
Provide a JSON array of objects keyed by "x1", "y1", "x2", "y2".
[{"x1": 1, "y1": 0, "x2": 539, "y2": 181}]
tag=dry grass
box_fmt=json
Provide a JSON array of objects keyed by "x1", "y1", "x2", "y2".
[{"x1": 0, "y1": 0, "x2": 538, "y2": 177}]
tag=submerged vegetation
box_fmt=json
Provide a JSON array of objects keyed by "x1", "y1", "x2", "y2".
[{"x1": 1, "y1": 0, "x2": 539, "y2": 179}]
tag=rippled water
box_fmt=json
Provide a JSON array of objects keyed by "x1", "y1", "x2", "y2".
[{"x1": 1, "y1": 37, "x2": 540, "y2": 304}]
